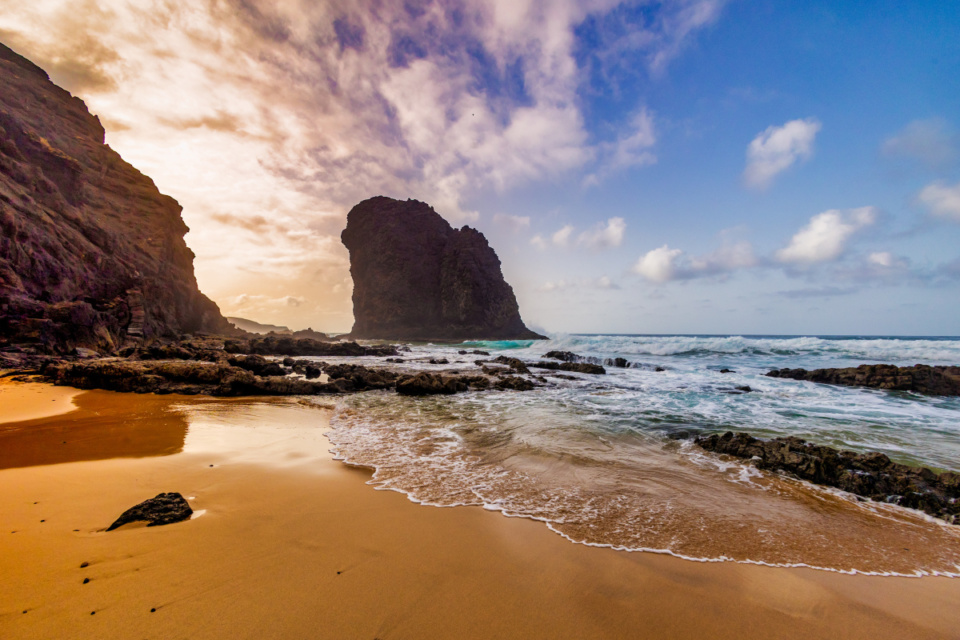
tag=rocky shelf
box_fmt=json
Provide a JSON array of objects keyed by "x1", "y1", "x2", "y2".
[
  {"x1": 696, "y1": 431, "x2": 959, "y2": 524},
  {"x1": 766, "y1": 364, "x2": 960, "y2": 396}
]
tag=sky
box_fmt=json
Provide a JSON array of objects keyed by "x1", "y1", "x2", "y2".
[{"x1": 1, "y1": 0, "x2": 958, "y2": 335}]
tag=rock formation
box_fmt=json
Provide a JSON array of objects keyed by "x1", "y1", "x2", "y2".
[
  {"x1": 0, "y1": 43, "x2": 231, "y2": 355},
  {"x1": 341, "y1": 196, "x2": 545, "y2": 341},
  {"x1": 766, "y1": 364, "x2": 960, "y2": 396},
  {"x1": 696, "y1": 431, "x2": 959, "y2": 524}
]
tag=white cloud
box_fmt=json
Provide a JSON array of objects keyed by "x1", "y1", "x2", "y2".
[
  {"x1": 578, "y1": 217, "x2": 626, "y2": 249},
  {"x1": 632, "y1": 245, "x2": 683, "y2": 283},
  {"x1": 743, "y1": 118, "x2": 822, "y2": 189},
  {"x1": 918, "y1": 181, "x2": 960, "y2": 222},
  {"x1": 551, "y1": 224, "x2": 575, "y2": 247},
  {"x1": 530, "y1": 234, "x2": 548, "y2": 251},
  {"x1": 493, "y1": 213, "x2": 531, "y2": 231},
  {"x1": 868, "y1": 252, "x2": 895, "y2": 268},
  {"x1": 776, "y1": 207, "x2": 877, "y2": 264},
  {"x1": 882, "y1": 119, "x2": 958, "y2": 169},
  {"x1": 632, "y1": 236, "x2": 755, "y2": 283}
]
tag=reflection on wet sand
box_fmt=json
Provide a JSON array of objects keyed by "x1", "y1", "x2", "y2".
[{"x1": 0, "y1": 391, "x2": 189, "y2": 470}]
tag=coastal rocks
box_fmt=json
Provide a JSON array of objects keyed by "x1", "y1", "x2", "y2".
[
  {"x1": 766, "y1": 364, "x2": 960, "y2": 396},
  {"x1": 43, "y1": 359, "x2": 342, "y2": 396},
  {"x1": 490, "y1": 356, "x2": 531, "y2": 374},
  {"x1": 0, "y1": 43, "x2": 231, "y2": 355},
  {"x1": 544, "y1": 350, "x2": 580, "y2": 362},
  {"x1": 695, "y1": 431, "x2": 960, "y2": 524},
  {"x1": 106, "y1": 493, "x2": 192, "y2": 531},
  {"x1": 532, "y1": 361, "x2": 606, "y2": 375},
  {"x1": 341, "y1": 196, "x2": 545, "y2": 341},
  {"x1": 494, "y1": 376, "x2": 536, "y2": 391},
  {"x1": 395, "y1": 372, "x2": 490, "y2": 395},
  {"x1": 223, "y1": 336, "x2": 398, "y2": 358}
]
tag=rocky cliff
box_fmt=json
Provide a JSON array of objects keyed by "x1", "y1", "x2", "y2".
[
  {"x1": 0, "y1": 43, "x2": 230, "y2": 355},
  {"x1": 341, "y1": 196, "x2": 544, "y2": 341}
]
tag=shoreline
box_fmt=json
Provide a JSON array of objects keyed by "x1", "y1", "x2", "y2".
[{"x1": 1, "y1": 385, "x2": 958, "y2": 638}]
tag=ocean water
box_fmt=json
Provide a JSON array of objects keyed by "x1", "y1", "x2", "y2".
[{"x1": 320, "y1": 335, "x2": 960, "y2": 576}]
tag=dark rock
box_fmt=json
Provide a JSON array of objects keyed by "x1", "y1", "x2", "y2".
[
  {"x1": 429, "y1": 358, "x2": 449, "y2": 365},
  {"x1": 766, "y1": 364, "x2": 960, "y2": 396},
  {"x1": 654, "y1": 367, "x2": 665, "y2": 372},
  {"x1": 558, "y1": 362, "x2": 605, "y2": 375},
  {"x1": 224, "y1": 336, "x2": 398, "y2": 358},
  {"x1": 695, "y1": 432, "x2": 960, "y2": 524},
  {"x1": 106, "y1": 492, "x2": 193, "y2": 530},
  {"x1": 491, "y1": 355, "x2": 530, "y2": 374},
  {"x1": 607, "y1": 357, "x2": 630, "y2": 368},
  {"x1": 396, "y1": 372, "x2": 462, "y2": 396},
  {"x1": 341, "y1": 196, "x2": 545, "y2": 341},
  {"x1": 494, "y1": 376, "x2": 535, "y2": 391},
  {"x1": 719, "y1": 368, "x2": 733, "y2": 373},
  {"x1": 459, "y1": 349, "x2": 490, "y2": 356},
  {"x1": 543, "y1": 350, "x2": 580, "y2": 362},
  {"x1": 735, "y1": 385, "x2": 752, "y2": 393},
  {"x1": 0, "y1": 43, "x2": 232, "y2": 355},
  {"x1": 384, "y1": 357, "x2": 404, "y2": 363}
]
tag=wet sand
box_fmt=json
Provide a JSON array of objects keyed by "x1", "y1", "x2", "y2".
[
  {"x1": 1, "y1": 388, "x2": 958, "y2": 639},
  {"x1": 0, "y1": 378, "x2": 81, "y2": 425}
]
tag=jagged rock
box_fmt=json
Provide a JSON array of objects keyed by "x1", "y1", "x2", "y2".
[
  {"x1": 0, "y1": 44, "x2": 231, "y2": 355},
  {"x1": 341, "y1": 196, "x2": 545, "y2": 341},
  {"x1": 396, "y1": 372, "x2": 462, "y2": 395},
  {"x1": 106, "y1": 492, "x2": 192, "y2": 531},
  {"x1": 606, "y1": 357, "x2": 630, "y2": 368},
  {"x1": 429, "y1": 358, "x2": 449, "y2": 365},
  {"x1": 458, "y1": 349, "x2": 490, "y2": 356},
  {"x1": 766, "y1": 364, "x2": 960, "y2": 396},
  {"x1": 494, "y1": 376, "x2": 535, "y2": 391},
  {"x1": 224, "y1": 336, "x2": 397, "y2": 357},
  {"x1": 491, "y1": 355, "x2": 531, "y2": 374},
  {"x1": 695, "y1": 431, "x2": 960, "y2": 524},
  {"x1": 543, "y1": 350, "x2": 580, "y2": 362},
  {"x1": 227, "y1": 354, "x2": 286, "y2": 377},
  {"x1": 719, "y1": 368, "x2": 734, "y2": 373}
]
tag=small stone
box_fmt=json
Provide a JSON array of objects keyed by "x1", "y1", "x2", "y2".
[
  {"x1": 83, "y1": 578, "x2": 90, "y2": 584},
  {"x1": 80, "y1": 562, "x2": 89, "y2": 568},
  {"x1": 151, "y1": 608, "x2": 156, "y2": 613},
  {"x1": 90, "y1": 611, "x2": 95, "y2": 615}
]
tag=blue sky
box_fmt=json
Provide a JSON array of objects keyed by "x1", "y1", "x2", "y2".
[{"x1": 2, "y1": 0, "x2": 958, "y2": 334}]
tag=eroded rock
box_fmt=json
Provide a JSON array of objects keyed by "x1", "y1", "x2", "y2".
[
  {"x1": 696, "y1": 431, "x2": 960, "y2": 523},
  {"x1": 106, "y1": 492, "x2": 192, "y2": 531}
]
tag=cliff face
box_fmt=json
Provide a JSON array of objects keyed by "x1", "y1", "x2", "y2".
[
  {"x1": 0, "y1": 43, "x2": 230, "y2": 354},
  {"x1": 341, "y1": 196, "x2": 544, "y2": 341}
]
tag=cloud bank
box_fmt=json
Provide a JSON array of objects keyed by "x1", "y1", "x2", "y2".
[{"x1": 0, "y1": 0, "x2": 721, "y2": 329}]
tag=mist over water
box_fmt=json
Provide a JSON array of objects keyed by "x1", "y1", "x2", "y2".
[{"x1": 324, "y1": 335, "x2": 960, "y2": 575}]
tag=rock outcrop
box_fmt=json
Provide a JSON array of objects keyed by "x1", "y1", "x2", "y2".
[
  {"x1": 766, "y1": 364, "x2": 960, "y2": 396},
  {"x1": 341, "y1": 196, "x2": 544, "y2": 341},
  {"x1": 0, "y1": 44, "x2": 231, "y2": 356},
  {"x1": 696, "y1": 431, "x2": 960, "y2": 524}
]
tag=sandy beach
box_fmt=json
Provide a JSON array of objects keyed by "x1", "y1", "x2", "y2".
[{"x1": 1, "y1": 384, "x2": 958, "y2": 640}]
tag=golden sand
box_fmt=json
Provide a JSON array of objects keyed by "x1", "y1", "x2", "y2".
[
  {"x1": 0, "y1": 388, "x2": 958, "y2": 639},
  {"x1": 0, "y1": 378, "x2": 81, "y2": 425}
]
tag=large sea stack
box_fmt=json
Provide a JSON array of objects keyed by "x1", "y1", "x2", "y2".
[
  {"x1": 0, "y1": 44, "x2": 230, "y2": 355},
  {"x1": 341, "y1": 196, "x2": 544, "y2": 341}
]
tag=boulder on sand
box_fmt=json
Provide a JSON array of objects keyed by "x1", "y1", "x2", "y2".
[{"x1": 107, "y1": 492, "x2": 193, "y2": 531}]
